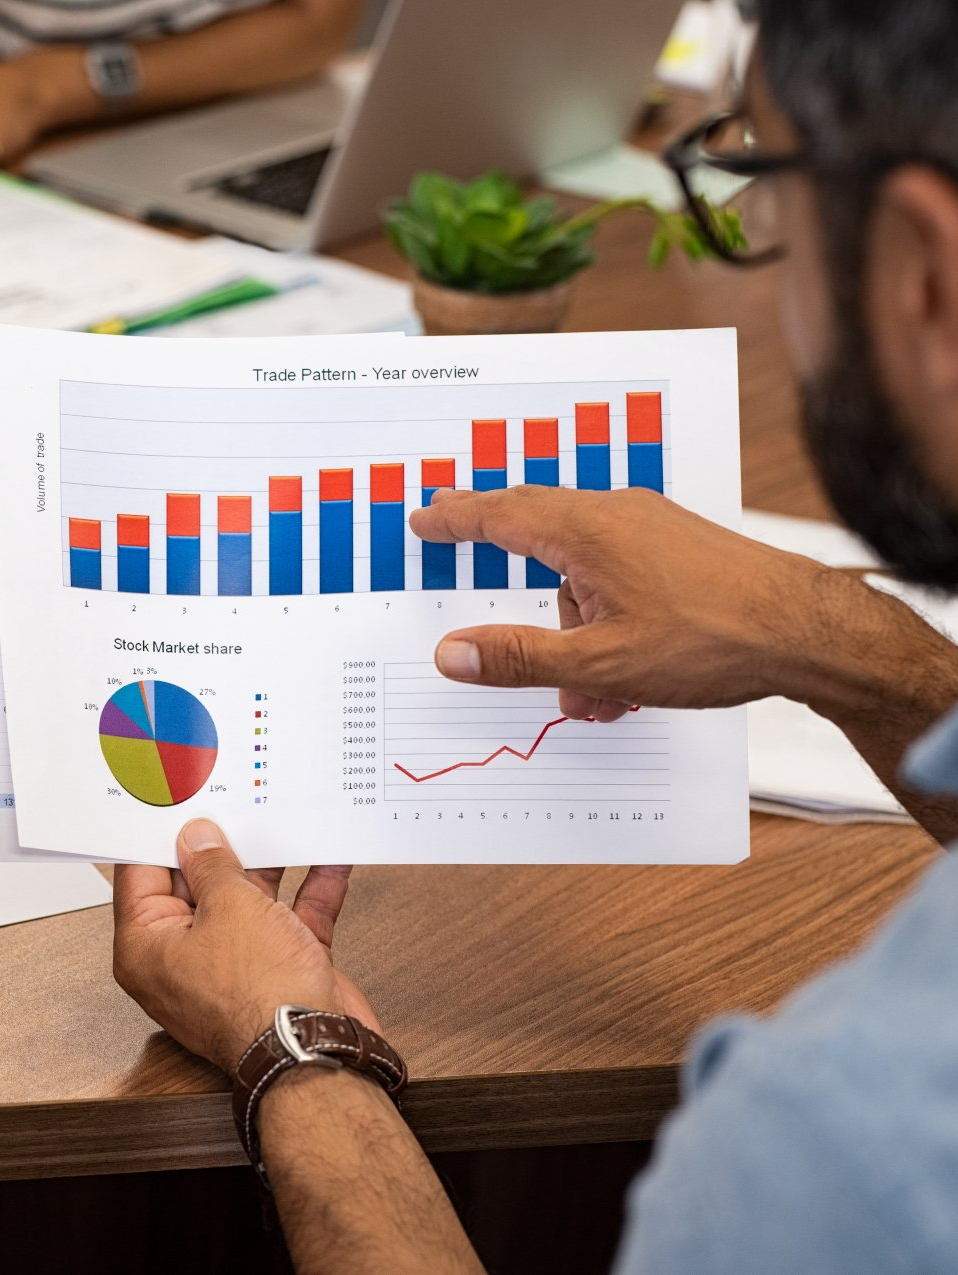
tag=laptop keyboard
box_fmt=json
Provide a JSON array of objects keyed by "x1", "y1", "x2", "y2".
[{"x1": 206, "y1": 147, "x2": 333, "y2": 216}]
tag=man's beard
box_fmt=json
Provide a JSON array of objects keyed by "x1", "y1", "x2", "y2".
[{"x1": 802, "y1": 323, "x2": 958, "y2": 589}]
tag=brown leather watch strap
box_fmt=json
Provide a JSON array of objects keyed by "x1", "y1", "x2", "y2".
[{"x1": 232, "y1": 1005, "x2": 408, "y2": 1180}]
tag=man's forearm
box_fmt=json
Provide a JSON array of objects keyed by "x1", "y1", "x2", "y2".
[
  {"x1": 258, "y1": 1067, "x2": 485, "y2": 1275},
  {"x1": 781, "y1": 567, "x2": 958, "y2": 842}
]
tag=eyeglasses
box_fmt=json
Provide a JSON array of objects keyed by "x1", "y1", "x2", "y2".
[{"x1": 662, "y1": 109, "x2": 808, "y2": 267}]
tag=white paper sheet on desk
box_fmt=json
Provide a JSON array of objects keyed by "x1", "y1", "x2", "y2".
[
  {"x1": 0, "y1": 656, "x2": 105, "y2": 861},
  {"x1": 740, "y1": 508, "x2": 883, "y2": 569},
  {"x1": 159, "y1": 247, "x2": 419, "y2": 338},
  {"x1": 747, "y1": 697, "x2": 906, "y2": 823},
  {"x1": 741, "y1": 509, "x2": 906, "y2": 823},
  {"x1": 540, "y1": 144, "x2": 751, "y2": 211},
  {"x1": 0, "y1": 862, "x2": 112, "y2": 927},
  {"x1": 0, "y1": 175, "x2": 242, "y2": 332}
]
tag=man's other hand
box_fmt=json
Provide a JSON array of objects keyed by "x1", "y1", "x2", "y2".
[
  {"x1": 410, "y1": 486, "x2": 824, "y2": 721},
  {"x1": 113, "y1": 819, "x2": 378, "y2": 1075}
]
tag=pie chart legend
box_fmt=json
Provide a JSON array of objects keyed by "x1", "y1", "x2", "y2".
[{"x1": 99, "y1": 680, "x2": 218, "y2": 806}]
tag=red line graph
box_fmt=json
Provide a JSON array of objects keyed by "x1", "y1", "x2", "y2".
[{"x1": 393, "y1": 707, "x2": 641, "y2": 784}]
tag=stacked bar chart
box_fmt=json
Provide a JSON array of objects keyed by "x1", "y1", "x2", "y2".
[
  {"x1": 319, "y1": 469, "x2": 354, "y2": 594},
  {"x1": 472, "y1": 420, "x2": 508, "y2": 589},
  {"x1": 167, "y1": 494, "x2": 201, "y2": 595},
  {"x1": 61, "y1": 379, "x2": 668, "y2": 596},
  {"x1": 421, "y1": 459, "x2": 456, "y2": 589},
  {"x1": 269, "y1": 477, "x2": 303, "y2": 595},
  {"x1": 523, "y1": 420, "x2": 560, "y2": 588},
  {"x1": 627, "y1": 392, "x2": 665, "y2": 490},
  {"x1": 371, "y1": 464, "x2": 405, "y2": 591},
  {"x1": 575, "y1": 403, "x2": 612, "y2": 491},
  {"x1": 68, "y1": 518, "x2": 102, "y2": 589},
  {"x1": 117, "y1": 515, "x2": 150, "y2": 594},
  {"x1": 218, "y1": 496, "x2": 252, "y2": 595}
]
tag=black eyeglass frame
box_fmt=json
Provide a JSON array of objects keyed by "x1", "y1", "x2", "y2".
[{"x1": 662, "y1": 109, "x2": 808, "y2": 267}]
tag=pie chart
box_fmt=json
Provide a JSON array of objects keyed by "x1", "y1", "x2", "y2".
[{"x1": 99, "y1": 680, "x2": 218, "y2": 806}]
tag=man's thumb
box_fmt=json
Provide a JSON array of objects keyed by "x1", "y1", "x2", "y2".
[
  {"x1": 176, "y1": 818, "x2": 245, "y2": 898},
  {"x1": 435, "y1": 624, "x2": 598, "y2": 690}
]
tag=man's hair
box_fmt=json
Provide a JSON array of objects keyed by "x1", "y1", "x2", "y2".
[{"x1": 758, "y1": 0, "x2": 958, "y2": 163}]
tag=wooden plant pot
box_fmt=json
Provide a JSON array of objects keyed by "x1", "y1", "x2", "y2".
[{"x1": 412, "y1": 276, "x2": 573, "y2": 336}]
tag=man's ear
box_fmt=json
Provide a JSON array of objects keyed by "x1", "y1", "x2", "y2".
[{"x1": 867, "y1": 167, "x2": 958, "y2": 406}]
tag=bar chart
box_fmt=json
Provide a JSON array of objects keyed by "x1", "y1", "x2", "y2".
[{"x1": 61, "y1": 377, "x2": 669, "y2": 596}]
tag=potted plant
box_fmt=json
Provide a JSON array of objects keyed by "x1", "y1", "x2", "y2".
[{"x1": 383, "y1": 170, "x2": 747, "y2": 336}]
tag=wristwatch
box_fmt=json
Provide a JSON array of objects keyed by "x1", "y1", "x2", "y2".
[
  {"x1": 232, "y1": 1005, "x2": 408, "y2": 1185},
  {"x1": 84, "y1": 42, "x2": 144, "y2": 103}
]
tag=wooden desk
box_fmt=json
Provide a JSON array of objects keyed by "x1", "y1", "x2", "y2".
[{"x1": 0, "y1": 103, "x2": 939, "y2": 1181}]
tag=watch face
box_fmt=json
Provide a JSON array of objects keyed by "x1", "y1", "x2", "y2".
[
  {"x1": 89, "y1": 45, "x2": 141, "y2": 99},
  {"x1": 101, "y1": 53, "x2": 132, "y2": 95}
]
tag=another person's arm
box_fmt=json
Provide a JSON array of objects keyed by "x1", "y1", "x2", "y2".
[
  {"x1": 0, "y1": 0, "x2": 361, "y2": 161},
  {"x1": 410, "y1": 486, "x2": 958, "y2": 844},
  {"x1": 113, "y1": 821, "x2": 484, "y2": 1275}
]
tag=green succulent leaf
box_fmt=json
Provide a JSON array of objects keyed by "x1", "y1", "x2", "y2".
[{"x1": 383, "y1": 169, "x2": 750, "y2": 292}]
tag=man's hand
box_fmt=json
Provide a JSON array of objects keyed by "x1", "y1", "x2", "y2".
[
  {"x1": 412, "y1": 484, "x2": 958, "y2": 843},
  {"x1": 410, "y1": 486, "x2": 824, "y2": 720},
  {"x1": 113, "y1": 818, "x2": 377, "y2": 1075}
]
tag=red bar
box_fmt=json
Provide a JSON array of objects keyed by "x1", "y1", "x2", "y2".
[
  {"x1": 575, "y1": 402, "x2": 610, "y2": 445},
  {"x1": 69, "y1": 517, "x2": 101, "y2": 550},
  {"x1": 320, "y1": 468, "x2": 354, "y2": 502},
  {"x1": 627, "y1": 392, "x2": 663, "y2": 443},
  {"x1": 269, "y1": 476, "x2": 302, "y2": 513},
  {"x1": 524, "y1": 418, "x2": 558, "y2": 459},
  {"x1": 218, "y1": 496, "x2": 251, "y2": 534},
  {"x1": 422, "y1": 458, "x2": 455, "y2": 488},
  {"x1": 472, "y1": 419, "x2": 507, "y2": 470},
  {"x1": 117, "y1": 514, "x2": 149, "y2": 548},
  {"x1": 370, "y1": 463, "x2": 405, "y2": 503},
  {"x1": 167, "y1": 494, "x2": 200, "y2": 537}
]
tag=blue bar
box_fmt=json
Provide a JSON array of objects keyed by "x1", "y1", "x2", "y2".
[
  {"x1": 576, "y1": 443, "x2": 611, "y2": 491},
  {"x1": 370, "y1": 502, "x2": 405, "y2": 591},
  {"x1": 218, "y1": 532, "x2": 251, "y2": 595},
  {"x1": 320, "y1": 500, "x2": 354, "y2": 594},
  {"x1": 421, "y1": 487, "x2": 456, "y2": 589},
  {"x1": 70, "y1": 547, "x2": 101, "y2": 590},
  {"x1": 167, "y1": 536, "x2": 200, "y2": 595},
  {"x1": 473, "y1": 468, "x2": 508, "y2": 494},
  {"x1": 524, "y1": 457, "x2": 559, "y2": 487},
  {"x1": 118, "y1": 545, "x2": 149, "y2": 594},
  {"x1": 269, "y1": 510, "x2": 302, "y2": 595},
  {"x1": 628, "y1": 442, "x2": 664, "y2": 493},
  {"x1": 473, "y1": 467, "x2": 508, "y2": 588},
  {"x1": 523, "y1": 457, "x2": 560, "y2": 587}
]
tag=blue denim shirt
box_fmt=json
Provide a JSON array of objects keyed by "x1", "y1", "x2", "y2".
[{"x1": 613, "y1": 706, "x2": 958, "y2": 1274}]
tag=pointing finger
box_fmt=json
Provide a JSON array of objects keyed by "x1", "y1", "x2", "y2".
[{"x1": 410, "y1": 486, "x2": 587, "y2": 574}]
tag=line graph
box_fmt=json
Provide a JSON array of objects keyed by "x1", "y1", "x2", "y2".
[
  {"x1": 394, "y1": 707, "x2": 643, "y2": 783},
  {"x1": 384, "y1": 664, "x2": 667, "y2": 802}
]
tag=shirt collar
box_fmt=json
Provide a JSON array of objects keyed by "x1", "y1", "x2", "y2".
[{"x1": 903, "y1": 699, "x2": 958, "y2": 796}]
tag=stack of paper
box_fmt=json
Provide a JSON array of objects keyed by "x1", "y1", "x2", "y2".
[
  {"x1": 0, "y1": 176, "x2": 416, "y2": 338},
  {"x1": 0, "y1": 174, "x2": 244, "y2": 332},
  {"x1": 156, "y1": 238, "x2": 418, "y2": 338},
  {"x1": 741, "y1": 510, "x2": 921, "y2": 824}
]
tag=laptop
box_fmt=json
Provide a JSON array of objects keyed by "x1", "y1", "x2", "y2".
[{"x1": 27, "y1": 0, "x2": 679, "y2": 251}]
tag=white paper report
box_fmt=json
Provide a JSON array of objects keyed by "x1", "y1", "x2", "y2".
[{"x1": 0, "y1": 327, "x2": 749, "y2": 867}]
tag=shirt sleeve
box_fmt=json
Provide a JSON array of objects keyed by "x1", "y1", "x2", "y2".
[{"x1": 612, "y1": 996, "x2": 958, "y2": 1275}]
